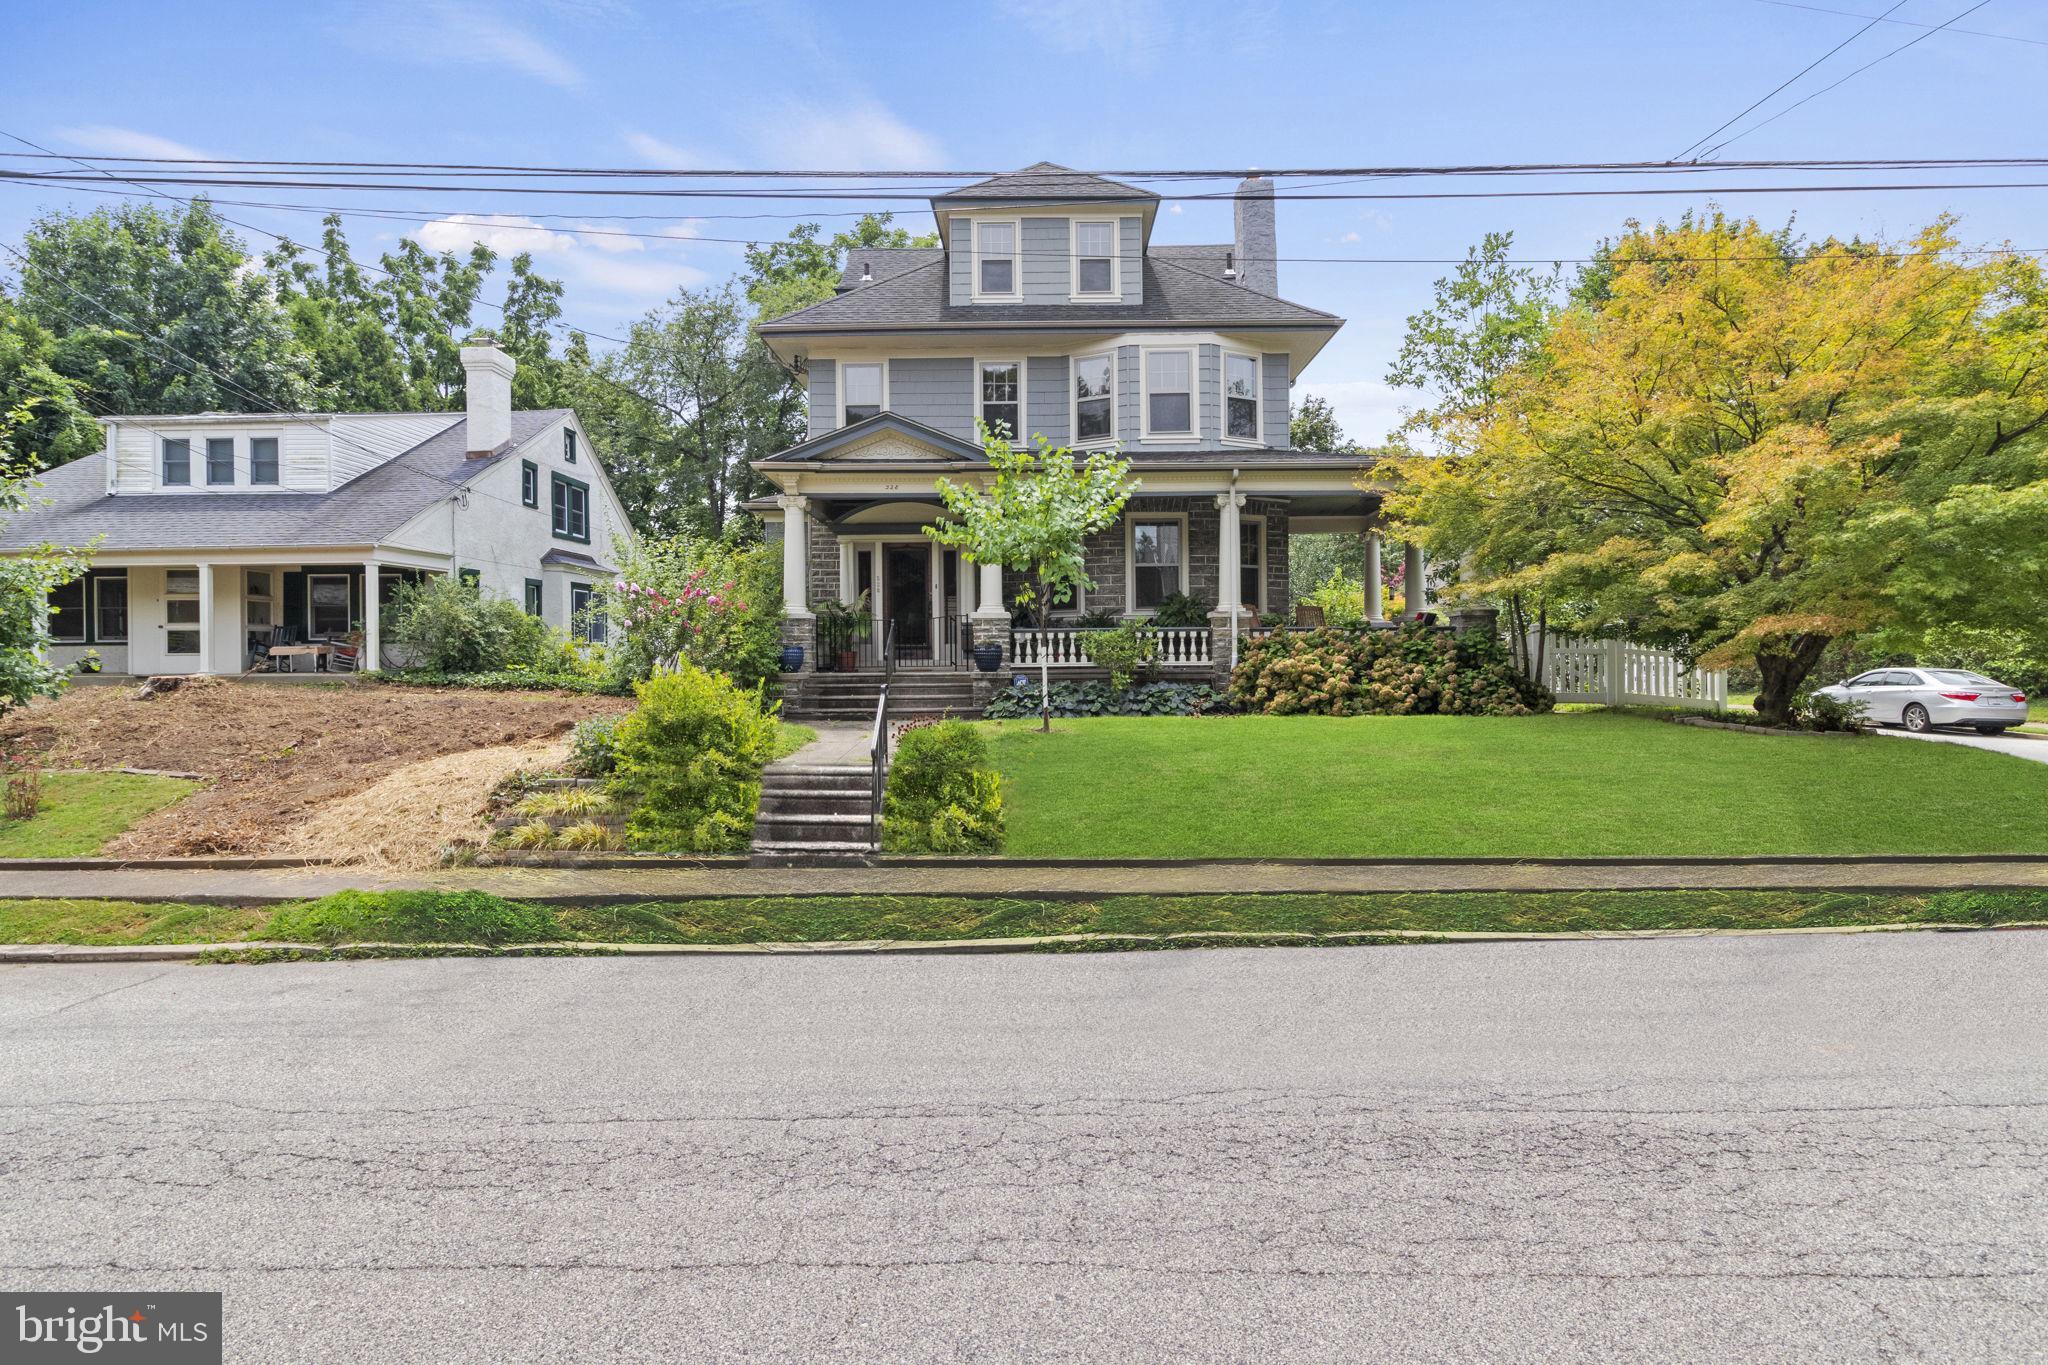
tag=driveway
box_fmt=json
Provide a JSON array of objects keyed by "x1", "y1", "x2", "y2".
[
  {"x1": 1879, "y1": 724, "x2": 2048, "y2": 764},
  {"x1": 4, "y1": 935, "x2": 2045, "y2": 1362}
]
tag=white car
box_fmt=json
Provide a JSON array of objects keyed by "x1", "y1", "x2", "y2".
[{"x1": 1814, "y1": 668, "x2": 2030, "y2": 735}]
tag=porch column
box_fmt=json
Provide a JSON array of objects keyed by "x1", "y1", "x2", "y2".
[
  {"x1": 1214, "y1": 491, "x2": 1244, "y2": 611},
  {"x1": 1404, "y1": 541, "x2": 1429, "y2": 618},
  {"x1": 928, "y1": 537, "x2": 943, "y2": 628},
  {"x1": 974, "y1": 559, "x2": 1005, "y2": 617},
  {"x1": 778, "y1": 494, "x2": 810, "y2": 615},
  {"x1": 195, "y1": 561, "x2": 215, "y2": 675},
  {"x1": 363, "y1": 558, "x2": 382, "y2": 672},
  {"x1": 1364, "y1": 532, "x2": 1386, "y2": 623}
]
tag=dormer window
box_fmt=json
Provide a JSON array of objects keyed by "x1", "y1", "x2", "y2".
[
  {"x1": 251, "y1": 437, "x2": 279, "y2": 485},
  {"x1": 206, "y1": 437, "x2": 235, "y2": 486},
  {"x1": 973, "y1": 221, "x2": 1019, "y2": 299},
  {"x1": 1072, "y1": 221, "x2": 1117, "y2": 297},
  {"x1": 162, "y1": 438, "x2": 191, "y2": 486},
  {"x1": 842, "y1": 362, "x2": 884, "y2": 423}
]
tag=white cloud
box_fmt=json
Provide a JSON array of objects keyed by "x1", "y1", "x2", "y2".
[
  {"x1": 622, "y1": 129, "x2": 700, "y2": 167},
  {"x1": 418, "y1": 213, "x2": 582, "y2": 256},
  {"x1": 55, "y1": 125, "x2": 209, "y2": 160},
  {"x1": 1168, "y1": 203, "x2": 1184, "y2": 215},
  {"x1": 412, "y1": 212, "x2": 706, "y2": 314},
  {"x1": 341, "y1": 1, "x2": 585, "y2": 91},
  {"x1": 1336, "y1": 231, "x2": 1361, "y2": 244},
  {"x1": 756, "y1": 100, "x2": 941, "y2": 170},
  {"x1": 997, "y1": 0, "x2": 1175, "y2": 72}
]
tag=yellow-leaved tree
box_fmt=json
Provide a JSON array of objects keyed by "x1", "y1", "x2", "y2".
[{"x1": 1385, "y1": 214, "x2": 2048, "y2": 724}]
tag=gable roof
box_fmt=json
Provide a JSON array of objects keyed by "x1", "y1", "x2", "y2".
[
  {"x1": 835, "y1": 246, "x2": 944, "y2": 293},
  {"x1": 762, "y1": 254, "x2": 1339, "y2": 333},
  {"x1": 0, "y1": 410, "x2": 568, "y2": 553},
  {"x1": 933, "y1": 161, "x2": 1157, "y2": 206},
  {"x1": 756, "y1": 411, "x2": 986, "y2": 466}
]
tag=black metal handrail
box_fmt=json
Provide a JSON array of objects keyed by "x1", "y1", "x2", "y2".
[{"x1": 869, "y1": 619, "x2": 896, "y2": 850}]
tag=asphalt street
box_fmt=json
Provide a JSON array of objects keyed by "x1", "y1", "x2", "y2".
[{"x1": 3, "y1": 933, "x2": 2044, "y2": 1362}]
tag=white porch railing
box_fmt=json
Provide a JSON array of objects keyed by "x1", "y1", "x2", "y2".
[
  {"x1": 1010, "y1": 627, "x2": 1213, "y2": 669},
  {"x1": 1536, "y1": 636, "x2": 1726, "y2": 709}
]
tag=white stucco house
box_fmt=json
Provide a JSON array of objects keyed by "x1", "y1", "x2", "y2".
[{"x1": 0, "y1": 343, "x2": 634, "y2": 676}]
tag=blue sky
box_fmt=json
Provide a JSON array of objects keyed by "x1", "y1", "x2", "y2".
[{"x1": 5, "y1": 0, "x2": 2045, "y2": 442}]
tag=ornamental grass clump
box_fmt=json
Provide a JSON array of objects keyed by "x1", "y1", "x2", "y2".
[
  {"x1": 882, "y1": 720, "x2": 1003, "y2": 854},
  {"x1": 608, "y1": 662, "x2": 782, "y2": 853},
  {"x1": 1231, "y1": 621, "x2": 1551, "y2": 716}
]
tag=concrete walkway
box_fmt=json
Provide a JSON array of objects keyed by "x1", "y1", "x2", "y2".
[
  {"x1": 3, "y1": 857, "x2": 2047, "y2": 903},
  {"x1": 778, "y1": 722, "x2": 872, "y2": 767},
  {"x1": 1880, "y1": 725, "x2": 2048, "y2": 765}
]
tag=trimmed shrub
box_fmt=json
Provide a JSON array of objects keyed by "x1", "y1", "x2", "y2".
[
  {"x1": 608, "y1": 663, "x2": 781, "y2": 853},
  {"x1": 1080, "y1": 621, "x2": 1159, "y2": 691},
  {"x1": 1231, "y1": 622, "x2": 1551, "y2": 716},
  {"x1": 388, "y1": 575, "x2": 583, "y2": 675},
  {"x1": 570, "y1": 715, "x2": 623, "y2": 775},
  {"x1": 883, "y1": 720, "x2": 1003, "y2": 853},
  {"x1": 984, "y1": 679, "x2": 1230, "y2": 719}
]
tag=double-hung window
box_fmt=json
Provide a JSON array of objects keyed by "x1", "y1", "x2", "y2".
[
  {"x1": 1225, "y1": 353, "x2": 1261, "y2": 442},
  {"x1": 47, "y1": 578, "x2": 86, "y2": 642},
  {"x1": 95, "y1": 576, "x2": 128, "y2": 642},
  {"x1": 1130, "y1": 519, "x2": 1185, "y2": 612},
  {"x1": 161, "y1": 438, "x2": 191, "y2": 486},
  {"x1": 975, "y1": 221, "x2": 1018, "y2": 298},
  {"x1": 205, "y1": 437, "x2": 235, "y2": 485},
  {"x1": 552, "y1": 473, "x2": 590, "y2": 542},
  {"x1": 570, "y1": 582, "x2": 607, "y2": 645},
  {"x1": 1073, "y1": 221, "x2": 1116, "y2": 296},
  {"x1": 841, "y1": 362, "x2": 884, "y2": 424},
  {"x1": 250, "y1": 437, "x2": 279, "y2": 485},
  {"x1": 1144, "y1": 350, "x2": 1193, "y2": 437},
  {"x1": 978, "y1": 361, "x2": 1021, "y2": 440},
  {"x1": 1073, "y1": 353, "x2": 1114, "y2": 444},
  {"x1": 1238, "y1": 518, "x2": 1264, "y2": 610}
]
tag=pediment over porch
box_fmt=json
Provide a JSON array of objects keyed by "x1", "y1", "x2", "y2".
[{"x1": 758, "y1": 412, "x2": 986, "y2": 468}]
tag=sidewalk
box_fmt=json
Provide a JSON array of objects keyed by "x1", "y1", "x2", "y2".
[{"x1": 3, "y1": 858, "x2": 2047, "y2": 903}]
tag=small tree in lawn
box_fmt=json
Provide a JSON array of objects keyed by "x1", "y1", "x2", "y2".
[
  {"x1": 927, "y1": 424, "x2": 1135, "y2": 730},
  {"x1": 0, "y1": 400, "x2": 93, "y2": 714}
]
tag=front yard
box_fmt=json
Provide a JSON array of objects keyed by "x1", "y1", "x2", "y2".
[
  {"x1": 983, "y1": 712, "x2": 2048, "y2": 859},
  {"x1": 0, "y1": 771, "x2": 195, "y2": 857}
]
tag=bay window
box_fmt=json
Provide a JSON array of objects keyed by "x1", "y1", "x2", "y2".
[
  {"x1": 978, "y1": 360, "x2": 1021, "y2": 439},
  {"x1": 1144, "y1": 349, "x2": 1193, "y2": 437},
  {"x1": 975, "y1": 220, "x2": 1018, "y2": 298},
  {"x1": 1073, "y1": 220, "x2": 1115, "y2": 296},
  {"x1": 842, "y1": 362, "x2": 884, "y2": 423},
  {"x1": 1073, "y1": 353, "x2": 1114, "y2": 444},
  {"x1": 1130, "y1": 518, "x2": 1185, "y2": 611},
  {"x1": 1225, "y1": 353, "x2": 1261, "y2": 442}
]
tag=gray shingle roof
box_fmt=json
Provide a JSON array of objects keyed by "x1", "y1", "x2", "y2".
[
  {"x1": 835, "y1": 246, "x2": 944, "y2": 293},
  {"x1": 762, "y1": 255, "x2": 1339, "y2": 332},
  {"x1": 934, "y1": 162, "x2": 1157, "y2": 205},
  {"x1": 0, "y1": 410, "x2": 568, "y2": 552}
]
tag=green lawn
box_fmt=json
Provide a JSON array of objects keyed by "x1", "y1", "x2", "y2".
[
  {"x1": 982, "y1": 712, "x2": 2048, "y2": 858},
  {"x1": 3, "y1": 887, "x2": 2043, "y2": 949},
  {"x1": 0, "y1": 772, "x2": 197, "y2": 858}
]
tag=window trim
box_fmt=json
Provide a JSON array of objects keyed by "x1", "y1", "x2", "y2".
[
  {"x1": 974, "y1": 357, "x2": 1026, "y2": 443},
  {"x1": 836, "y1": 359, "x2": 888, "y2": 428},
  {"x1": 569, "y1": 581, "x2": 607, "y2": 645},
  {"x1": 46, "y1": 577, "x2": 87, "y2": 643},
  {"x1": 93, "y1": 573, "x2": 130, "y2": 644},
  {"x1": 161, "y1": 437, "x2": 191, "y2": 487},
  {"x1": 1235, "y1": 513, "x2": 1267, "y2": 613},
  {"x1": 970, "y1": 218, "x2": 1023, "y2": 303},
  {"x1": 248, "y1": 434, "x2": 281, "y2": 485},
  {"x1": 1069, "y1": 217, "x2": 1122, "y2": 301},
  {"x1": 1124, "y1": 511, "x2": 1191, "y2": 615},
  {"x1": 563, "y1": 427, "x2": 578, "y2": 464},
  {"x1": 204, "y1": 435, "x2": 236, "y2": 486},
  {"x1": 1223, "y1": 350, "x2": 1263, "y2": 447},
  {"x1": 306, "y1": 572, "x2": 354, "y2": 639},
  {"x1": 524, "y1": 578, "x2": 545, "y2": 617},
  {"x1": 1069, "y1": 350, "x2": 1117, "y2": 448},
  {"x1": 521, "y1": 459, "x2": 540, "y2": 508},
  {"x1": 1140, "y1": 346, "x2": 1197, "y2": 441},
  {"x1": 551, "y1": 471, "x2": 592, "y2": 544}
]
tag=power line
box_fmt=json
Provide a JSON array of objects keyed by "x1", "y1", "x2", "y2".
[
  {"x1": 1748, "y1": 0, "x2": 2048, "y2": 49},
  {"x1": 1673, "y1": 0, "x2": 1909, "y2": 161},
  {"x1": 1698, "y1": 1, "x2": 1996, "y2": 158}
]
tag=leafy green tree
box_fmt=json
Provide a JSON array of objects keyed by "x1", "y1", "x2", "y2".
[
  {"x1": 743, "y1": 213, "x2": 938, "y2": 323},
  {"x1": 1288, "y1": 394, "x2": 1359, "y2": 453},
  {"x1": 18, "y1": 199, "x2": 312, "y2": 413},
  {"x1": 1386, "y1": 230, "x2": 1559, "y2": 453},
  {"x1": 0, "y1": 294, "x2": 99, "y2": 468},
  {"x1": 0, "y1": 400, "x2": 92, "y2": 712}
]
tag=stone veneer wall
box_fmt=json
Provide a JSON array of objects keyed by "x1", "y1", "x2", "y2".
[
  {"x1": 994, "y1": 497, "x2": 1293, "y2": 618},
  {"x1": 805, "y1": 517, "x2": 841, "y2": 606}
]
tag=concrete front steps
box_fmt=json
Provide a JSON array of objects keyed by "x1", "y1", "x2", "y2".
[
  {"x1": 750, "y1": 764, "x2": 875, "y2": 863},
  {"x1": 784, "y1": 671, "x2": 980, "y2": 723}
]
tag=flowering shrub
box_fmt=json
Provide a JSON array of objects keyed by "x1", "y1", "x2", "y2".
[
  {"x1": 1231, "y1": 622, "x2": 1551, "y2": 716},
  {"x1": 607, "y1": 536, "x2": 782, "y2": 689}
]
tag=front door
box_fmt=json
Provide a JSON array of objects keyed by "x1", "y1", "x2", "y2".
[{"x1": 884, "y1": 545, "x2": 930, "y2": 662}]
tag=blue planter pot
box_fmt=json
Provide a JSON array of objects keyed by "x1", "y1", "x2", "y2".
[
  {"x1": 778, "y1": 645, "x2": 805, "y2": 673},
  {"x1": 973, "y1": 643, "x2": 1003, "y2": 673}
]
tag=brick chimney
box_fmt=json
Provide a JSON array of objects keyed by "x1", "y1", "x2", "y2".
[
  {"x1": 460, "y1": 341, "x2": 516, "y2": 456},
  {"x1": 1232, "y1": 174, "x2": 1277, "y2": 297}
]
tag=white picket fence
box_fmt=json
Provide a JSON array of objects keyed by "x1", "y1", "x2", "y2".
[
  {"x1": 1535, "y1": 635, "x2": 1726, "y2": 709},
  {"x1": 1010, "y1": 627, "x2": 1213, "y2": 669}
]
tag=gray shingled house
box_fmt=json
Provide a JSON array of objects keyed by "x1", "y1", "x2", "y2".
[
  {"x1": 1, "y1": 343, "x2": 633, "y2": 676},
  {"x1": 747, "y1": 162, "x2": 1428, "y2": 716}
]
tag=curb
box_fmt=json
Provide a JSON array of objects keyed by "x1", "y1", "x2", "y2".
[
  {"x1": 7, "y1": 920, "x2": 2045, "y2": 963},
  {"x1": 0, "y1": 856, "x2": 340, "y2": 871},
  {"x1": 449, "y1": 852, "x2": 2048, "y2": 870}
]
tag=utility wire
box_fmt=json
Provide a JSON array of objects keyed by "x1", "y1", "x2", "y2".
[
  {"x1": 1698, "y1": 1, "x2": 1996, "y2": 158},
  {"x1": 1749, "y1": 0, "x2": 2048, "y2": 48},
  {"x1": 1672, "y1": 0, "x2": 1909, "y2": 161}
]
